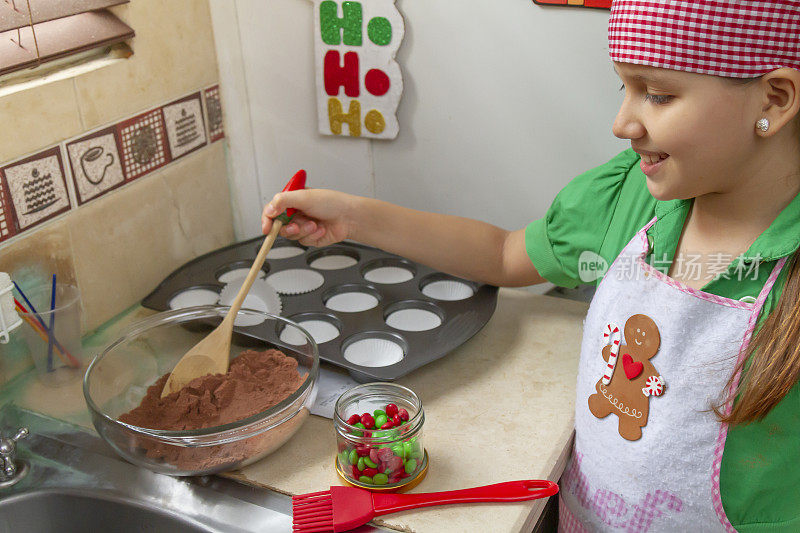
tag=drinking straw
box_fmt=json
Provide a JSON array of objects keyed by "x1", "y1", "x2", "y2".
[
  {"x1": 46, "y1": 274, "x2": 56, "y2": 372},
  {"x1": 12, "y1": 281, "x2": 80, "y2": 368},
  {"x1": 14, "y1": 299, "x2": 79, "y2": 368}
]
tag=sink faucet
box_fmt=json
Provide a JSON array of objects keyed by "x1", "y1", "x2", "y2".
[{"x1": 0, "y1": 427, "x2": 28, "y2": 486}]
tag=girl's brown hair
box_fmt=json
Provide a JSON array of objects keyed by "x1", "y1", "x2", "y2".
[
  {"x1": 712, "y1": 76, "x2": 800, "y2": 426},
  {"x1": 714, "y1": 250, "x2": 800, "y2": 425}
]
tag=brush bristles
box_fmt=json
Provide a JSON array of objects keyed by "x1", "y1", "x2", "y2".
[{"x1": 293, "y1": 491, "x2": 334, "y2": 532}]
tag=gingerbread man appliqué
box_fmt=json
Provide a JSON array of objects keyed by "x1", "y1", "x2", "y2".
[{"x1": 587, "y1": 314, "x2": 665, "y2": 441}]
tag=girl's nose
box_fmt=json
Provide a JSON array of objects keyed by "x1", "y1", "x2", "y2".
[{"x1": 612, "y1": 97, "x2": 646, "y2": 140}]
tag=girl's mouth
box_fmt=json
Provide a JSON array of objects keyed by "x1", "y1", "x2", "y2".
[{"x1": 640, "y1": 153, "x2": 669, "y2": 176}]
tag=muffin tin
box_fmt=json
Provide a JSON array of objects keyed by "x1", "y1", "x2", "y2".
[{"x1": 141, "y1": 236, "x2": 498, "y2": 381}]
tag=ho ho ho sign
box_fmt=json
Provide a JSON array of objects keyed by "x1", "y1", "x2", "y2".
[{"x1": 310, "y1": 0, "x2": 404, "y2": 140}]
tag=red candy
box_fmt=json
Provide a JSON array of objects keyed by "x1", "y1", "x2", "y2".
[
  {"x1": 392, "y1": 413, "x2": 401, "y2": 426},
  {"x1": 356, "y1": 445, "x2": 370, "y2": 457},
  {"x1": 361, "y1": 413, "x2": 375, "y2": 429},
  {"x1": 347, "y1": 414, "x2": 361, "y2": 425},
  {"x1": 352, "y1": 465, "x2": 362, "y2": 478},
  {"x1": 385, "y1": 403, "x2": 398, "y2": 417},
  {"x1": 363, "y1": 467, "x2": 378, "y2": 478},
  {"x1": 380, "y1": 421, "x2": 394, "y2": 430},
  {"x1": 387, "y1": 455, "x2": 403, "y2": 472},
  {"x1": 369, "y1": 448, "x2": 380, "y2": 464},
  {"x1": 377, "y1": 447, "x2": 394, "y2": 462},
  {"x1": 398, "y1": 408, "x2": 409, "y2": 421}
]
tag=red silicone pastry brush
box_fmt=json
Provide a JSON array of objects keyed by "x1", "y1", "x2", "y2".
[{"x1": 292, "y1": 479, "x2": 558, "y2": 532}]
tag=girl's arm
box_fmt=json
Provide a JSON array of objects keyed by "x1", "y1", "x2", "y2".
[{"x1": 262, "y1": 189, "x2": 546, "y2": 287}]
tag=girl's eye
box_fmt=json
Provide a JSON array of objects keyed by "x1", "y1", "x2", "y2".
[{"x1": 644, "y1": 93, "x2": 674, "y2": 105}]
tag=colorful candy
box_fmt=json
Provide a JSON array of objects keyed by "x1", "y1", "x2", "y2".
[{"x1": 338, "y1": 400, "x2": 422, "y2": 487}]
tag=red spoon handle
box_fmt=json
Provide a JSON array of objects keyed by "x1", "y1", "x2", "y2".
[
  {"x1": 372, "y1": 480, "x2": 558, "y2": 515},
  {"x1": 278, "y1": 169, "x2": 307, "y2": 221}
]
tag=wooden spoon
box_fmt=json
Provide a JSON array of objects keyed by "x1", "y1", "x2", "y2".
[{"x1": 161, "y1": 170, "x2": 307, "y2": 397}]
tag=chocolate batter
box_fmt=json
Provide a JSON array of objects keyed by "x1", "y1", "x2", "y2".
[{"x1": 119, "y1": 349, "x2": 308, "y2": 471}]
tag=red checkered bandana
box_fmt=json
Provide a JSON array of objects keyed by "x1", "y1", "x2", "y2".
[{"x1": 609, "y1": 0, "x2": 800, "y2": 78}]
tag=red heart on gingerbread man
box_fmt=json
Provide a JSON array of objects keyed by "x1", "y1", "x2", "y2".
[{"x1": 622, "y1": 353, "x2": 643, "y2": 380}]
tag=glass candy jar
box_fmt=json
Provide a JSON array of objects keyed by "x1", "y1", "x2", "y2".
[{"x1": 334, "y1": 383, "x2": 427, "y2": 491}]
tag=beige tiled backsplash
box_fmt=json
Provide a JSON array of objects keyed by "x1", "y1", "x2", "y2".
[
  {"x1": 1, "y1": 86, "x2": 223, "y2": 235},
  {"x1": 0, "y1": 0, "x2": 234, "y2": 386},
  {"x1": 0, "y1": 88, "x2": 234, "y2": 384}
]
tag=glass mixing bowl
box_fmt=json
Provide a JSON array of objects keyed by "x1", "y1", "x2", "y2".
[{"x1": 83, "y1": 306, "x2": 319, "y2": 476}]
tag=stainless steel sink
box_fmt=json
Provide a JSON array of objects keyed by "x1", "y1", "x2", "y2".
[
  {"x1": 0, "y1": 405, "x2": 388, "y2": 533},
  {"x1": 0, "y1": 488, "x2": 211, "y2": 532}
]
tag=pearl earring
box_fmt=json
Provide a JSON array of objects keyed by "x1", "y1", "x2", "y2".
[{"x1": 756, "y1": 118, "x2": 770, "y2": 132}]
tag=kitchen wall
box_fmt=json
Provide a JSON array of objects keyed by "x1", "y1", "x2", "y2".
[
  {"x1": 0, "y1": 0, "x2": 234, "y2": 382},
  {"x1": 210, "y1": 0, "x2": 629, "y2": 239}
]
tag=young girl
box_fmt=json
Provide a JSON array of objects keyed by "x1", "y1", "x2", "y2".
[{"x1": 262, "y1": 1, "x2": 800, "y2": 530}]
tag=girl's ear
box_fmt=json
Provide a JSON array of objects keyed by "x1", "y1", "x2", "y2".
[{"x1": 759, "y1": 67, "x2": 800, "y2": 137}]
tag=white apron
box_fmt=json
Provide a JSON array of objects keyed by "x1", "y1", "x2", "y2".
[{"x1": 558, "y1": 218, "x2": 787, "y2": 533}]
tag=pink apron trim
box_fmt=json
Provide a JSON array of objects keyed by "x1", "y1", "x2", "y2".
[
  {"x1": 633, "y1": 218, "x2": 757, "y2": 311},
  {"x1": 637, "y1": 260, "x2": 755, "y2": 310},
  {"x1": 710, "y1": 255, "x2": 788, "y2": 532},
  {"x1": 559, "y1": 494, "x2": 590, "y2": 533}
]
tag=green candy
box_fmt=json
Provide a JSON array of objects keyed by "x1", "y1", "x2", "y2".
[
  {"x1": 372, "y1": 473, "x2": 388, "y2": 485},
  {"x1": 348, "y1": 449, "x2": 358, "y2": 465},
  {"x1": 403, "y1": 441, "x2": 413, "y2": 459},
  {"x1": 352, "y1": 422, "x2": 365, "y2": 437},
  {"x1": 339, "y1": 451, "x2": 349, "y2": 465},
  {"x1": 357, "y1": 456, "x2": 366, "y2": 471},
  {"x1": 391, "y1": 444, "x2": 404, "y2": 457},
  {"x1": 359, "y1": 475, "x2": 373, "y2": 484},
  {"x1": 404, "y1": 458, "x2": 417, "y2": 474},
  {"x1": 374, "y1": 414, "x2": 388, "y2": 428},
  {"x1": 373, "y1": 409, "x2": 386, "y2": 418},
  {"x1": 363, "y1": 457, "x2": 378, "y2": 468}
]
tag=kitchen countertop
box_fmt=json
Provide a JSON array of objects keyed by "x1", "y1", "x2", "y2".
[{"x1": 1, "y1": 288, "x2": 588, "y2": 532}]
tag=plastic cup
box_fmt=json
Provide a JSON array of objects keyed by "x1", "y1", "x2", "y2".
[{"x1": 17, "y1": 283, "x2": 83, "y2": 386}]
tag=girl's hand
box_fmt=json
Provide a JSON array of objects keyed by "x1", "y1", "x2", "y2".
[{"x1": 261, "y1": 189, "x2": 357, "y2": 247}]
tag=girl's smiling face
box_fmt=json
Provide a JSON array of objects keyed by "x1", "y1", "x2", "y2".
[{"x1": 612, "y1": 62, "x2": 761, "y2": 201}]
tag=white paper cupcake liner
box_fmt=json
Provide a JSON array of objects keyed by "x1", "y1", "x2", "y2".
[
  {"x1": 385, "y1": 308, "x2": 442, "y2": 331},
  {"x1": 266, "y1": 269, "x2": 325, "y2": 295},
  {"x1": 217, "y1": 267, "x2": 267, "y2": 284},
  {"x1": 309, "y1": 255, "x2": 358, "y2": 270},
  {"x1": 280, "y1": 319, "x2": 340, "y2": 345},
  {"x1": 344, "y1": 337, "x2": 405, "y2": 367},
  {"x1": 421, "y1": 280, "x2": 474, "y2": 301},
  {"x1": 363, "y1": 266, "x2": 414, "y2": 284},
  {"x1": 325, "y1": 292, "x2": 379, "y2": 313},
  {"x1": 169, "y1": 288, "x2": 220, "y2": 310},
  {"x1": 267, "y1": 246, "x2": 305, "y2": 259},
  {"x1": 218, "y1": 278, "x2": 282, "y2": 326}
]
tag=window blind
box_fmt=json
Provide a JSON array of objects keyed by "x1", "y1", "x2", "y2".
[{"x1": 0, "y1": 0, "x2": 133, "y2": 76}]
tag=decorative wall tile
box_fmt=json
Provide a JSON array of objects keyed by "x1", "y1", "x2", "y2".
[
  {"x1": 1, "y1": 147, "x2": 71, "y2": 231},
  {"x1": 65, "y1": 126, "x2": 125, "y2": 205},
  {"x1": 162, "y1": 93, "x2": 207, "y2": 159},
  {"x1": 116, "y1": 108, "x2": 170, "y2": 181},
  {"x1": 0, "y1": 176, "x2": 16, "y2": 243},
  {"x1": 204, "y1": 85, "x2": 224, "y2": 142}
]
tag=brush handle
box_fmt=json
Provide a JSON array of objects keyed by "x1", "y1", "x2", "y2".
[{"x1": 372, "y1": 480, "x2": 558, "y2": 515}]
